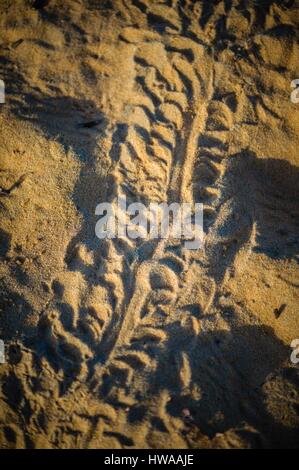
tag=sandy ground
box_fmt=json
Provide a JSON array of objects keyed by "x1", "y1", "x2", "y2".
[{"x1": 0, "y1": 0, "x2": 299, "y2": 449}]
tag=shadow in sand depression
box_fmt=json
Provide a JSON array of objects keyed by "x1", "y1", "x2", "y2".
[
  {"x1": 155, "y1": 322, "x2": 299, "y2": 448},
  {"x1": 204, "y1": 149, "x2": 299, "y2": 287},
  {"x1": 2, "y1": 51, "x2": 111, "y2": 255}
]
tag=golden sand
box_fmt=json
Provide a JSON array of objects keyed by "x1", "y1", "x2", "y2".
[{"x1": 0, "y1": 0, "x2": 298, "y2": 449}]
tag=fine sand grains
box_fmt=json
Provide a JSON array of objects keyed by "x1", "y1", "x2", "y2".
[{"x1": 0, "y1": 0, "x2": 299, "y2": 449}]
